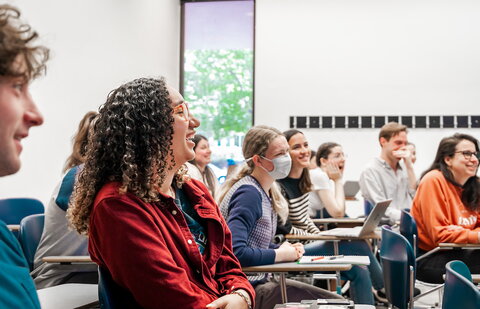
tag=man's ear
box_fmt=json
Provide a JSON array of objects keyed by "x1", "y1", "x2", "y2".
[{"x1": 379, "y1": 137, "x2": 386, "y2": 147}]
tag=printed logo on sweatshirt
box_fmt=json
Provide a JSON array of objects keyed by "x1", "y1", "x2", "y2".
[{"x1": 457, "y1": 215, "x2": 477, "y2": 226}]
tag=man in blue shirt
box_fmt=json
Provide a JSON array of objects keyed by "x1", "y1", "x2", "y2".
[{"x1": 0, "y1": 4, "x2": 48, "y2": 308}]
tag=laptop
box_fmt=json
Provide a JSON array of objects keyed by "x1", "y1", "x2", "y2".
[
  {"x1": 343, "y1": 180, "x2": 360, "y2": 199},
  {"x1": 318, "y1": 199, "x2": 392, "y2": 237}
]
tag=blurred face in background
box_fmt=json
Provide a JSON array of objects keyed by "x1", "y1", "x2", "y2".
[
  {"x1": 322, "y1": 145, "x2": 346, "y2": 173},
  {"x1": 194, "y1": 138, "x2": 212, "y2": 168}
]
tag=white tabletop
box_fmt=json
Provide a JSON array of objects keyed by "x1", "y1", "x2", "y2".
[{"x1": 37, "y1": 283, "x2": 98, "y2": 309}]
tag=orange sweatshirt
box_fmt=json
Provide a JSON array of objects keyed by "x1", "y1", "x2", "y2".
[{"x1": 411, "y1": 170, "x2": 480, "y2": 251}]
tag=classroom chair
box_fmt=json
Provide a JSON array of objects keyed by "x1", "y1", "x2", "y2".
[
  {"x1": 0, "y1": 198, "x2": 44, "y2": 238},
  {"x1": 98, "y1": 267, "x2": 138, "y2": 308},
  {"x1": 442, "y1": 260, "x2": 480, "y2": 309},
  {"x1": 18, "y1": 214, "x2": 45, "y2": 270},
  {"x1": 380, "y1": 225, "x2": 416, "y2": 309}
]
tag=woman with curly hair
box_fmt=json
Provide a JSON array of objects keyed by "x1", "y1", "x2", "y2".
[
  {"x1": 0, "y1": 4, "x2": 48, "y2": 308},
  {"x1": 68, "y1": 77, "x2": 254, "y2": 309}
]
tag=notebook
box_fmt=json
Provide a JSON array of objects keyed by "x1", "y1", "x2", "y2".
[
  {"x1": 298, "y1": 255, "x2": 370, "y2": 265},
  {"x1": 343, "y1": 181, "x2": 360, "y2": 199},
  {"x1": 317, "y1": 199, "x2": 392, "y2": 237}
]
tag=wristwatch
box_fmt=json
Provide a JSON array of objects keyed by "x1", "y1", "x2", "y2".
[{"x1": 231, "y1": 289, "x2": 252, "y2": 309}]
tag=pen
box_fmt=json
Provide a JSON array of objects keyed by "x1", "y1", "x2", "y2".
[
  {"x1": 310, "y1": 256, "x2": 324, "y2": 261},
  {"x1": 326, "y1": 255, "x2": 344, "y2": 260}
]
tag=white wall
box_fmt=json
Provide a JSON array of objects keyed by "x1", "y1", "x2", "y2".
[
  {"x1": 0, "y1": 0, "x2": 181, "y2": 204},
  {"x1": 255, "y1": 0, "x2": 480, "y2": 182}
]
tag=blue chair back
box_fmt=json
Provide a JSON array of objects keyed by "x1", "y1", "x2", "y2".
[
  {"x1": 380, "y1": 226, "x2": 416, "y2": 309},
  {"x1": 0, "y1": 198, "x2": 44, "y2": 238},
  {"x1": 98, "y1": 267, "x2": 138, "y2": 308},
  {"x1": 364, "y1": 199, "x2": 374, "y2": 216},
  {"x1": 19, "y1": 214, "x2": 45, "y2": 270},
  {"x1": 399, "y1": 209, "x2": 418, "y2": 256},
  {"x1": 443, "y1": 260, "x2": 480, "y2": 309}
]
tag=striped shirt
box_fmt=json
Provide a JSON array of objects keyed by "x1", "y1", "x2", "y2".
[{"x1": 277, "y1": 177, "x2": 321, "y2": 238}]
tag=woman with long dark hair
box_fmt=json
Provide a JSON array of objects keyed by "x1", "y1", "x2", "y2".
[
  {"x1": 186, "y1": 134, "x2": 219, "y2": 198},
  {"x1": 276, "y1": 129, "x2": 384, "y2": 305},
  {"x1": 412, "y1": 133, "x2": 480, "y2": 283},
  {"x1": 68, "y1": 77, "x2": 254, "y2": 309}
]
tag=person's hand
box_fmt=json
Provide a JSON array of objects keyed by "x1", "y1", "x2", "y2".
[
  {"x1": 206, "y1": 292, "x2": 249, "y2": 309},
  {"x1": 275, "y1": 241, "x2": 302, "y2": 262},
  {"x1": 392, "y1": 147, "x2": 413, "y2": 166},
  {"x1": 326, "y1": 162, "x2": 342, "y2": 181},
  {"x1": 291, "y1": 242, "x2": 305, "y2": 258}
]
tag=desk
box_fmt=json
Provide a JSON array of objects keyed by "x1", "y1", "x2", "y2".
[
  {"x1": 37, "y1": 283, "x2": 98, "y2": 309},
  {"x1": 42, "y1": 256, "x2": 94, "y2": 264},
  {"x1": 7, "y1": 224, "x2": 20, "y2": 231},
  {"x1": 312, "y1": 218, "x2": 365, "y2": 229},
  {"x1": 242, "y1": 262, "x2": 352, "y2": 303}
]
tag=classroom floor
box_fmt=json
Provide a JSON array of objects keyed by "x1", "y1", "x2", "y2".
[{"x1": 375, "y1": 281, "x2": 443, "y2": 309}]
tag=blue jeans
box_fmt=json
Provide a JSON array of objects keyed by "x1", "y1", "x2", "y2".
[{"x1": 304, "y1": 240, "x2": 383, "y2": 305}]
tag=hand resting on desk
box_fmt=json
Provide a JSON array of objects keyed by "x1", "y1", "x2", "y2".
[
  {"x1": 206, "y1": 289, "x2": 250, "y2": 309},
  {"x1": 274, "y1": 241, "x2": 304, "y2": 262}
]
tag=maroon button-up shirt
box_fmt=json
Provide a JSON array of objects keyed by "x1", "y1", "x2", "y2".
[{"x1": 89, "y1": 179, "x2": 254, "y2": 309}]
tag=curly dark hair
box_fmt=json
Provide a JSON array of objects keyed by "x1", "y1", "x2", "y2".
[
  {"x1": 0, "y1": 5, "x2": 49, "y2": 80},
  {"x1": 421, "y1": 133, "x2": 480, "y2": 211},
  {"x1": 68, "y1": 77, "x2": 181, "y2": 234}
]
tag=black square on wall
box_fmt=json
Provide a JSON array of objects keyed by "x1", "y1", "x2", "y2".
[
  {"x1": 415, "y1": 116, "x2": 427, "y2": 128},
  {"x1": 457, "y1": 115, "x2": 469, "y2": 128},
  {"x1": 429, "y1": 116, "x2": 441, "y2": 128},
  {"x1": 388, "y1": 116, "x2": 399, "y2": 123},
  {"x1": 296, "y1": 116, "x2": 307, "y2": 129},
  {"x1": 322, "y1": 116, "x2": 332, "y2": 128},
  {"x1": 361, "y1": 116, "x2": 372, "y2": 128},
  {"x1": 443, "y1": 116, "x2": 454, "y2": 128},
  {"x1": 309, "y1": 116, "x2": 319, "y2": 128},
  {"x1": 335, "y1": 116, "x2": 346, "y2": 128},
  {"x1": 471, "y1": 116, "x2": 480, "y2": 128},
  {"x1": 289, "y1": 116, "x2": 295, "y2": 128},
  {"x1": 374, "y1": 116, "x2": 385, "y2": 128},
  {"x1": 401, "y1": 116, "x2": 413, "y2": 128},
  {"x1": 348, "y1": 116, "x2": 359, "y2": 128}
]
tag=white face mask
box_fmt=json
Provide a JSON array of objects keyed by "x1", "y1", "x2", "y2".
[{"x1": 260, "y1": 153, "x2": 292, "y2": 180}]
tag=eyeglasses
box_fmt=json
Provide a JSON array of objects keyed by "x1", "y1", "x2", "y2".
[
  {"x1": 455, "y1": 151, "x2": 480, "y2": 161},
  {"x1": 172, "y1": 102, "x2": 190, "y2": 121}
]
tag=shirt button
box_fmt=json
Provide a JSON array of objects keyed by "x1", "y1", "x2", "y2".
[
  {"x1": 196, "y1": 269, "x2": 200, "y2": 274},
  {"x1": 172, "y1": 210, "x2": 177, "y2": 215},
  {"x1": 187, "y1": 239, "x2": 193, "y2": 245}
]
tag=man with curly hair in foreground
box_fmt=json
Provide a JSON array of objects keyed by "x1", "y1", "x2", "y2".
[
  {"x1": 68, "y1": 77, "x2": 255, "y2": 309},
  {"x1": 0, "y1": 4, "x2": 49, "y2": 308}
]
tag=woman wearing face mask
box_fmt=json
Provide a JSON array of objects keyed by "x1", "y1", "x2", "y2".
[
  {"x1": 218, "y1": 125, "x2": 341, "y2": 309},
  {"x1": 276, "y1": 129, "x2": 384, "y2": 305},
  {"x1": 309, "y1": 142, "x2": 346, "y2": 219},
  {"x1": 412, "y1": 133, "x2": 480, "y2": 283},
  {"x1": 186, "y1": 134, "x2": 219, "y2": 198}
]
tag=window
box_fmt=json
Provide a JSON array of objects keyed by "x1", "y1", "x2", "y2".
[{"x1": 181, "y1": 0, "x2": 254, "y2": 178}]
